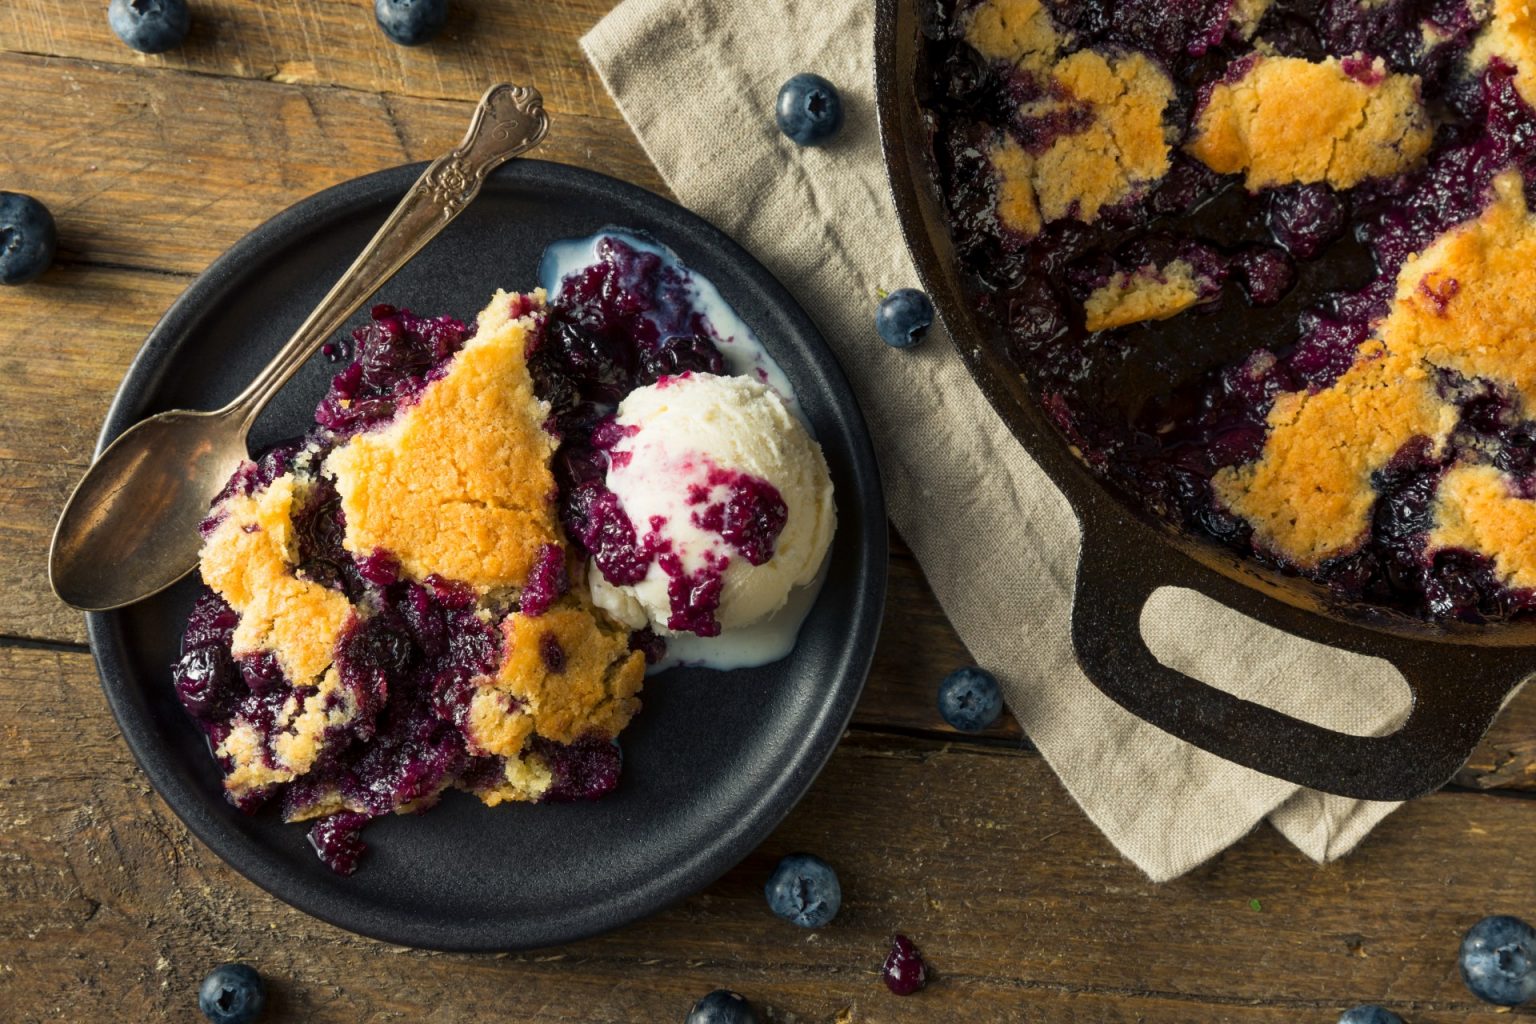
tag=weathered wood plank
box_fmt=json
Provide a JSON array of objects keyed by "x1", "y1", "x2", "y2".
[
  {"x1": 0, "y1": 51, "x2": 660, "y2": 276},
  {"x1": 1455, "y1": 683, "x2": 1536, "y2": 790},
  {"x1": 0, "y1": 262, "x2": 188, "y2": 643},
  {"x1": 1, "y1": 643, "x2": 1531, "y2": 1023},
  {"x1": 0, "y1": 0, "x2": 621, "y2": 108}
]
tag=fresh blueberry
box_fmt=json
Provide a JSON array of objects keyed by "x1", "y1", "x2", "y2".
[
  {"x1": 107, "y1": 0, "x2": 191, "y2": 54},
  {"x1": 883, "y1": 934, "x2": 929, "y2": 995},
  {"x1": 1460, "y1": 915, "x2": 1536, "y2": 1006},
  {"x1": 876, "y1": 288, "x2": 935, "y2": 349},
  {"x1": 1337, "y1": 1006, "x2": 1403, "y2": 1024},
  {"x1": 685, "y1": 989, "x2": 761, "y2": 1024},
  {"x1": 197, "y1": 963, "x2": 266, "y2": 1024},
  {"x1": 375, "y1": 0, "x2": 449, "y2": 46},
  {"x1": 937, "y1": 666, "x2": 1003, "y2": 732},
  {"x1": 764, "y1": 852, "x2": 841, "y2": 928},
  {"x1": 0, "y1": 192, "x2": 57, "y2": 285},
  {"x1": 776, "y1": 73, "x2": 844, "y2": 146}
]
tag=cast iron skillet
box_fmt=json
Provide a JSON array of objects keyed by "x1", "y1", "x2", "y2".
[
  {"x1": 84, "y1": 159, "x2": 885, "y2": 950},
  {"x1": 875, "y1": 0, "x2": 1536, "y2": 801}
]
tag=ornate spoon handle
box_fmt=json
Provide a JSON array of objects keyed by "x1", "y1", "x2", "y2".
[{"x1": 231, "y1": 82, "x2": 549, "y2": 421}]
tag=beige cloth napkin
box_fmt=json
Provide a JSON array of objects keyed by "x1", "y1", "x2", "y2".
[{"x1": 583, "y1": 0, "x2": 1414, "y2": 880}]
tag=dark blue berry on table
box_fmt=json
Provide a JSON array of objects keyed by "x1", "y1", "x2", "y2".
[
  {"x1": 764, "y1": 852, "x2": 841, "y2": 928},
  {"x1": 685, "y1": 989, "x2": 761, "y2": 1024},
  {"x1": 375, "y1": 0, "x2": 449, "y2": 46},
  {"x1": 1460, "y1": 915, "x2": 1536, "y2": 1006},
  {"x1": 107, "y1": 0, "x2": 191, "y2": 54},
  {"x1": 197, "y1": 963, "x2": 266, "y2": 1024},
  {"x1": 775, "y1": 73, "x2": 843, "y2": 146},
  {"x1": 0, "y1": 192, "x2": 57, "y2": 285},
  {"x1": 1337, "y1": 1005, "x2": 1403, "y2": 1024},
  {"x1": 883, "y1": 934, "x2": 928, "y2": 995},
  {"x1": 875, "y1": 288, "x2": 935, "y2": 349},
  {"x1": 937, "y1": 666, "x2": 1002, "y2": 732}
]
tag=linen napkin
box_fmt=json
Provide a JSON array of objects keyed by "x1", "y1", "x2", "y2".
[{"x1": 583, "y1": 0, "x2": 1413, "y2": 880}]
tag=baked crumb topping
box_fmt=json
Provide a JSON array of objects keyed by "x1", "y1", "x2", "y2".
[
  {"x1": 192, "y1": 289, "x2": 649, "y2": 831},
  {"x1": 199, "y1": 474, "x2": 352, "y2": 684},
  {"x1": 1216, "y1": 170, "x2": 1536, "y2": 566},
  {"x1": 489, "y1": 592, "x2": 644, "y2": 746},
  {"x1": 961, "y1": 0, "x2": 1065, "y2": 71},
  {"x1": 1229, "y1": 0, "x2": 1273, "y2": 39},
  {"x1": 1035, "y1": 50, "x2": 1176, "y2": 223},
  {"x1": 1430, "y1": 463, "x2": 1536, "y2": 589},
  {"x1": 1083, "y1": 259, "x2": 1213, "y2": 331},
  {"x1": 1186, "y1": 53, "x2": 1433, "y2": 190},
  {"x1": 325, "y1": 290, "x2": 559, "y2": 595},
  {"x1": 991, "y1": 135, "x2": 1044, "y2": 237},
  {"x1": 1473, "y1": 0, "x2": 1536, "y2": 106},
  {"x1": 1213, "y1": 345, "x2": 1454, "y2": 564},
  {"x1": 984, "y1": 48, "x2": 1175, "y2": 236}
]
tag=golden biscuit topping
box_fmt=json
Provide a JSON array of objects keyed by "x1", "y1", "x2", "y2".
[
  {"x1": 1186, "y1": 53, "x2": 1432, "y2": 189},
  {"x1": 1083, "y1": 259, "x2": 1213, "y2": 332},
  {"x1": 1472, "y1": 0, "x2": 1536, "y2": 107},
  {"x1": 1216, "y1": 170, "x2": 1536, "y2": 566},
  {"x1": 1035, "y1": 50, "x2": 1177, "y2": 223},
  {"x1": 325, "y1": 291, "x2": 559, "y2": 596},
  {"x1": 1430, "y1": 464, "x2": 1536, "y2": 589},
  {"x1": 986, "y1": 49, "x2": 1176, "y2": 237},
  {"x1": 961, "y1": 0, "x2": 1065, "y2": 71},
  {"x1": 1213, "y1": 346, "x2": 1455, "y2": 564},
  {"x1": 198, "y1": 474, "x2": 353, "y2": 684},
  {"x1": 486, "y1": 591, "x2": 645, "y2": 747}
]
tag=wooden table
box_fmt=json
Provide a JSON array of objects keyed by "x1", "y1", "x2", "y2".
[{"x1": 4, "y1": 3, "x2": 1535, "y2": 1021}]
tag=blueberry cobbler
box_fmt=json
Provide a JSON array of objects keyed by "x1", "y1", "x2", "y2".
[
  {"x1": 172, "y1": 234, "x2": 835, "y2": 873},
  {"x1": 919, "y1": 0, "x2": 1536, "y2": 620}
]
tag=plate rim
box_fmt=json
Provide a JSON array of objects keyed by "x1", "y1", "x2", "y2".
[{"x1": 82, "y1": 157, "x2": 888, "y2": 951}]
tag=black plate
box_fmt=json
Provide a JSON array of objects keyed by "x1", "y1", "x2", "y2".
[{"x1": 84, "y1": 159, "x2": 886, "y2": 951}]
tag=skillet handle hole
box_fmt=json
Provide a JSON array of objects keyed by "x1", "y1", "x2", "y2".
[{"x1": 1137, "y1": 586, "x2": 1411, "y2": 738}]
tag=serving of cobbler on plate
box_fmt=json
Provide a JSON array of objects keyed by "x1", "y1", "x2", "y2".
[
  {"x1": 170, "y1": 232, "x2": 835, "y2": 874},
  {"x1": 918, "y1": 0, "x2": 1536, "y2": 622}
]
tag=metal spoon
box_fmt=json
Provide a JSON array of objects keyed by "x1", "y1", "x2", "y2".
[{"x1": 49, "y1": 82, "x2": 549, "y2": 612}]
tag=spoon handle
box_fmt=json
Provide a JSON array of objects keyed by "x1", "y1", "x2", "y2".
[{"x1": 229, "y1": 82, "x2": 549, "y2": 422}]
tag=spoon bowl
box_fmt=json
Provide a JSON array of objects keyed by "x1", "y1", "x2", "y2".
[
  {"x1": 49, "y1": 409, "x2": 248, "y2": 610},
  {"x1": 48, "y1": 82, "x2": 549, "y2": 611}
]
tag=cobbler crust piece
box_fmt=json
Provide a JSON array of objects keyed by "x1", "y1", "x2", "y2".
[
  {"x1": 185, "y1": 289, "x2": 647, "y2": 872},
  {"x1": 199, "y1": 472, "x2": 352, "y2": 684},
  {"x1": 325, "y1": 290, "x2": 560, "y2": 595},
  {"x1": 1187, "y1": 53, "x2": 1433, "y2": 190},
  {"x1": 1215, "y1": 170, "x2": 1536, "y2": 569},
  {"x1": 1083, "y1": 259, "x2": 1217, "y2": 332},
  {"x1": 1429, "y1": 463, "x2": 1536, "y2": 588},
  {"x1": 1472, "y1": 0, "x2": 1536, "y2": 105},
  {"x1": 483, "y1": 592, "x2": 644, "y2": 746},
  {"x1": 965, "y1": 0, "x2": 1177, "y2": 236},
  {"x1": 961, "y1": 0, "x2": 1062, "y2": 71}
]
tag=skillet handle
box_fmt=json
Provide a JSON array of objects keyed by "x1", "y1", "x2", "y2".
[{"x1": 1070, "y1": 523, "x2": 1529, "y2": 801}]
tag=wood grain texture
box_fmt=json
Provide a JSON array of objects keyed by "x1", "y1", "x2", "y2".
[
  {"x1": 3, "y1": 643, "x2": 1535, "y2": 1024},
  {"x1": 5, "y1": 1, "x2": 1536, "y2": 1020},
  {"x1": 0, "y1": 0, "x2": 622, "y2": 107},
  {"x1": 0, "y1": 51, "x2": 661, "y2": 277}
]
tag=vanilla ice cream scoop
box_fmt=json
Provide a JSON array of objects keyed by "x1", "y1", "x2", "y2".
[{"x1": 588, "y1": 372, "x2": 835, "y2": 638}]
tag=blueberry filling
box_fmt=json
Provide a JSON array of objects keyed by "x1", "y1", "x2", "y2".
[
  {"x1": 538, "y1": 238, "x2": 794, "y2": 636},
  {"x1": 314, "y1": 304, "x2": 472, "y2": 438},
  {"x1": 920, "y1": 0, "x2": 1536, "y2": 621},
  {"x1": 179, "y1": 235, "x2": 773, "y2": 871}
]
